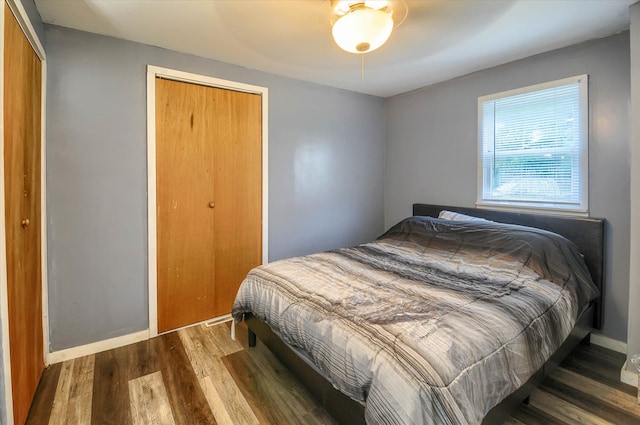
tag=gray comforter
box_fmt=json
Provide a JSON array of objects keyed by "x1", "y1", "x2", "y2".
[{"x1": 232, "y1": 216, "x2": 599, "y2": 425}]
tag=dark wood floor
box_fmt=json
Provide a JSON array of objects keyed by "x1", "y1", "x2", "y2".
[{"x1": 26, "y1": 321, "x2": 640, "y2": 425}]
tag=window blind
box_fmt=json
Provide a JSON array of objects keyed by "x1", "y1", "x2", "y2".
[{"x1": 479, "y1": 76, "x2": 587, "y2": 212}]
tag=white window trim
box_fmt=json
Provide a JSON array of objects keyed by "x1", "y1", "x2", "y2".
[{"x1": 476, "y1": 74, "x2": 589, "y2": 216}]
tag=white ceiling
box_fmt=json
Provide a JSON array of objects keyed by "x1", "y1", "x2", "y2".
[{"x1": 34, "y1": 0, "x2": 635, "y2": 97}]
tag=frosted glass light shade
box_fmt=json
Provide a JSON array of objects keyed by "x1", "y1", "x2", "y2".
[{"x1": 332, "y1": 6, "x2": 393, "y2": 54}]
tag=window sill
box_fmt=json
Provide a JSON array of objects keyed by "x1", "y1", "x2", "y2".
[{"x1": 475, "y1": 201, "x2": 589, "y2": 217}]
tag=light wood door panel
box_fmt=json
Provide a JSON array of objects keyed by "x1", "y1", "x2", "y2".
[
  {"x1": 155, "y1": 78, "x2": 261, "y2": 333},
  {"x1": 211, "y1": 88, "x2": 262, "y2": 316},
  {"x1": 156, "y1": 78, "x2": 217, "y2": 333},
  {"x1": 4, "y1": 2, "x2": 44, "y2": 424}
]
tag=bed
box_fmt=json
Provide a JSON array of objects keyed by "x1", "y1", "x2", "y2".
[{"x1": 231, "y1": 204, "x2": 605, "y2": 425}]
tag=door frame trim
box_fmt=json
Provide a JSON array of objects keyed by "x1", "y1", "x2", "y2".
[
  {"x1": 146, "y1": 65, "x2": 269, "y2": 338},
  {"x1": 0, "y1": 1, "x2": 48, "y2": 423}
]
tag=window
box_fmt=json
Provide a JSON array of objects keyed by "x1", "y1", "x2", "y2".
[{"x1": 477, "y1": 75, "x2": 588, "y2": 214}]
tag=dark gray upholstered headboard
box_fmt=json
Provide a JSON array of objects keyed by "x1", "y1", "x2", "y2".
[{"x1": 412, "y1": 204, "x2": 605, "y2": 330}]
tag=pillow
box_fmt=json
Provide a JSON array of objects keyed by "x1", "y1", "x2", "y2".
[{"x1": 438, "y1": 210, "x2": 492, "y2": 223}]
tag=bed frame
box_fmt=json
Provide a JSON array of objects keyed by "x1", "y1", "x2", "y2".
[{"x1": 245, "y1": 203, "x2": 605, "y2": 425}]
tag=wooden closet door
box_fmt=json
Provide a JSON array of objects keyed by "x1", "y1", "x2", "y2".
[
  {"x1": 3, "y1": 3, "x2": 43, "y2": 424},
  {"x1": 155, "y1": 78, "x2": 261, "y2": 333},
  {"x1": 211, "y1": 86, "x2": 262, "y2": 317}
]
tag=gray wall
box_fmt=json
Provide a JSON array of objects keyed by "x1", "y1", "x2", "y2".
[
  {"x1": 385, "y1": 33, "x2": 631, "y2": 342},
  {"x1": 44, "y1": 25, "x2": 386, "y2": 351},
  {"x1": 628, "y1": 2, "x2": 640, "y2": 368}
]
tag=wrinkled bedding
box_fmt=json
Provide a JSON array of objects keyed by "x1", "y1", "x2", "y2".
[{"x1": 232, "y1": 216, "x2": 599, "y2": 425}]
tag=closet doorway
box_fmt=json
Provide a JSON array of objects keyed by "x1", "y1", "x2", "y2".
[{"x1": 147, "y1": 67, "x2": 268, "y2": 335}]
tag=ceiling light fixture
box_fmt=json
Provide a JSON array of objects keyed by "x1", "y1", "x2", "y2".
[{"x1": 331, "y1": 1, "x2": 394, "y2": 54}]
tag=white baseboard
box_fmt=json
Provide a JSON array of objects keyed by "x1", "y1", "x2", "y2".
[
  {"x1": 621, "y1": 361, "x2": 639, "y2": 388},
  {"x1": 47, "y1": 329, "x2": 150, "y2": 364},
  {"x1": 590, "y1": 333, "x2": 627, "y2": 354}
]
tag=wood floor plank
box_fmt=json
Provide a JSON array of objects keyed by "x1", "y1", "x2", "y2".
[
  {"x1": 128, "y1": 371, "x2": 176, "y2": 425},
  {"x1": 65, "y1": 355, "x2": 95, "y2": 425},
  {"x1": 540, "y1": 376, "x2": 640, "y2": 425},
  {"x1": 156, "y1": 331, "x2": 218, "y2": 425},
  {"x1": 207, "y1": 322, "x2": 244, "y2": 356},
  {"x1": 91, "y1": 346, "x2": 133, "y2": 425},
  {"x1": 223, "y1": 346, "x2": 319, "y2": 425},
  {"x1": 562, "y1": 345, "x2": 635, "y2": 395},
  {"x1": 48, "y1": 360, "x2": 74, "y2": 425},
  {"x1": 178, "y1": 327, "x2": 211, "y2": 379},
  {"x1": 26, "y1": 363, "x2": 62, "y2": 425},
  {"x1": 222, "y1": 349, "x2": 290, "y2": 425},
  {"x1": 550, "y1": 366, "x2": 640, "y2": 417},
  {"x1": 242, "y1": 339, "x2": 317, "y2": 413},
  {"x1": 207, "y1": 356, "x2": 260, "y2": 425},
  {"x1": 512, "y1": 403, "x2": 571, "y2": 425},
  {"x1": 179, "y1": 327, "x2": 260, "y2": 425},
  {"x1": 529, "y1": 389, "x2": 617, "y2": 425},
  {"x1": 199, "y1": 375, "x2": 236, "y2": 425},
  {"x1": 125, "y1": 337, "x2": 161, "y2": 381},
  {"x1": 47, "y1": 356, "x2": 94, "y2": 425}
]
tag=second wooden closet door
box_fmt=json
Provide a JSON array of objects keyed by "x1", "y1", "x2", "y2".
[
  {"x1": 4, "y1": 2, "x2": 44, "y2": 423},
  {"x1": 155, "y1": 78, "x2": 262, "y2": 333}
]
